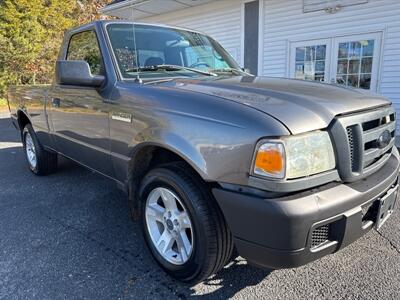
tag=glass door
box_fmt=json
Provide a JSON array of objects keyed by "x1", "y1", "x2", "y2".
[
  {"x1": 290, "y1": 33, "x2": 382, "y2": 91},
  {"x1": 290, "y1": 39, "x2": 331, "y2": 83},
  {"x1": 331, "y1": 33, "x2": 382, "y2": 91}
]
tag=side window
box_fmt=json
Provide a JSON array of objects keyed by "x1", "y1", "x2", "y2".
[{"x1": 67, "y1": 31, "x2": 103, "y2": 75}]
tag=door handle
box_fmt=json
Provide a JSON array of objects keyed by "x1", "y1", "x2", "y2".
[{"x1": 52, "y1": 98, "x2": 61, "y2": 108}]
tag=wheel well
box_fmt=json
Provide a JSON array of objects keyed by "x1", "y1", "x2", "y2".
[
  {"x1": 17, "y1": 110, "x2": 31, "y2": 131},
  {"x1": 127, "y1": 146, "x2": 207, "y2": 218}
]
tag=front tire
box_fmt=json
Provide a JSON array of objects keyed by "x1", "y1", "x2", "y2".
[
  {"x1": 139, "y1": 163, "x2": 233, "y2": 283},
  {"x1": 22, "y1": 124, "x2": 57, "y2": 175}
]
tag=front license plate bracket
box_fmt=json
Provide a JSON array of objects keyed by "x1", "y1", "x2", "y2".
[{"x1": 376, "y1": 185, "x2": 398, "y2": 229}]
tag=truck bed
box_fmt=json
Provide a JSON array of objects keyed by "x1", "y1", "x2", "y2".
[{"x1": 8, "y1": 85, "x2": 50, "y2": 132}]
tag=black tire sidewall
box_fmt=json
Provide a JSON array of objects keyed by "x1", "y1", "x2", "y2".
[
  {"x1": 139, "y1": 168, "x2": 211, "y2": 281},
  {"x1": 22, "y1": 125, "x2": 40, "y2": 174}
]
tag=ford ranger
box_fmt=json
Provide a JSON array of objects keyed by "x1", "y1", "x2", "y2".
[{"x1": 7, "y1": 20, "x2": 399, "y2": 283}]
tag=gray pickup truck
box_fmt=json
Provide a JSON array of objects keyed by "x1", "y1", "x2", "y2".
[{"x1": 7, "y1": 20, "x2": 399, "y2": 283}]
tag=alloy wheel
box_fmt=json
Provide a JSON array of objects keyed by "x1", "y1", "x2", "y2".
[
  {"x1": 25, "y1": 133, "x2": 37, "y2": 169},
  {"x1": 145, "y1": 187, "x2": 194, "y2": 265}
]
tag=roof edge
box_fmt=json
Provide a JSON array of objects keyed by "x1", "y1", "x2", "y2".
[{"x1": 99, "y1": 0, "x2": 147, "y2": 13}]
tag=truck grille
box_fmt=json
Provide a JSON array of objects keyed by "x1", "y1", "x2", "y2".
[
  {"x1": 347, "y1": 126, "x2": 356, "y2": 171},
  {"x1": 331, "y1": 106, "x2": 396, "y2": 182}
]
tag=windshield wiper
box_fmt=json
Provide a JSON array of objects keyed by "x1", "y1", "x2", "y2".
[
  {"x1": 209, "y1": 68, "x2": 248, "y2": 76},
  {"x1": 126, "y1": 64, "x2": 217, "y2": 76}
]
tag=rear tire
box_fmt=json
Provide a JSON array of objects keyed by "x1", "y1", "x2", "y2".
[
  {"x1": 22, "y1": 124, "x2": 57, "y2": 175},
  {"x1": 139, "y1": 162, "x2": 233, "y2": 283}
]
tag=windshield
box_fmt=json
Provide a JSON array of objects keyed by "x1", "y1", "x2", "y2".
[{"x1": 106, "y1": 23, "x2": 243, "y2": 79}]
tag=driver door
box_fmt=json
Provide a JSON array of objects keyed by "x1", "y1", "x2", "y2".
[{"x1": 49, "y1": 29, "x2": 113, "y2": 176}]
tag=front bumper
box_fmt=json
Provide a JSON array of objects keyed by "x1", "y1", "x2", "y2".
[{"x1": 213, "y1": 148, "x2": 400, "y2": 269}]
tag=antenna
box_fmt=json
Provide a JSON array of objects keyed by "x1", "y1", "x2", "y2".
[{"x1": 130, "y1": 6, "x2": 142, "y2": 84}]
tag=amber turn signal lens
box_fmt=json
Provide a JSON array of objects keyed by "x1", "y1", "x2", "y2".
[
  {"x1": 253, "y1": 143, "x2": 285, "y2": 178},
  {"x1": 255, "y1": 150, "x2": 283, "y2": 173}
]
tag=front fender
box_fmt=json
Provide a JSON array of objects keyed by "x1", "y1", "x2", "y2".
[
  {"x1": 109, "y1": 83, "x2": 290, "y2": 186},
  {"x1": 130, "y1": 132, "x2": 208, "y2": 180}
]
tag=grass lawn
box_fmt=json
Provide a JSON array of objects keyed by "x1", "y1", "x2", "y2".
[{"x1": 0, "y1": 98, "x2": 8, "y2": 111}]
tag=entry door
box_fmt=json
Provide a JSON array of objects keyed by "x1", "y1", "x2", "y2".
[
  {"x1": 290, "y1": 32, "x2": 382, "y2": 92},
  {"x1": 331, "y1": 33, "x2": 382, "y2": 91},
  {"x1": 290, "y1": 39, "x2": 332, "y2": 83}
]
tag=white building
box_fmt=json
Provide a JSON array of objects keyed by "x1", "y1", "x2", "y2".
[{"x1": 101, "y1": 0, "x2": 400, "y2": 131}]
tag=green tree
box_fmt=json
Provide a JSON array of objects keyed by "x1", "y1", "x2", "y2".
[{"x1": 0, "y1": 0, "x2": 112, "y2": 98}]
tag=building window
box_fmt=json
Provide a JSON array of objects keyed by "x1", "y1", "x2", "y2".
[
  {"x1": 290, "y1": 33, "x2": 381, "y2": 91},
  {"x1": 336, "y1": 40, "x2": 374, "y2": 89},
  {"x1": 294, "y1": 45, "x2": 327, "y2": 82}
]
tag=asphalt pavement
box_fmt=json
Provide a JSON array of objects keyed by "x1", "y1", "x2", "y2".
[{"x1": 0, "y1": 112, "x2": 399, "y2": 300}]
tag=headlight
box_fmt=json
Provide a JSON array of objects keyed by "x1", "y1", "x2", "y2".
[{"x1": 253, "y1": 131, "x2": 336, "y2": 179}]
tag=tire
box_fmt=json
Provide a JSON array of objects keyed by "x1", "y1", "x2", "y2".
[
  {"x1": 22, "y1": 124, "x2": 58, "y2": 175},
  {"x1": 139, "y1": 162, "x2": 233, "y2": 283}
]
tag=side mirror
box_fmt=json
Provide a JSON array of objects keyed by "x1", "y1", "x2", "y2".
[{"x1": 55, "y1": 60, "x2": 105, "y2": 87}]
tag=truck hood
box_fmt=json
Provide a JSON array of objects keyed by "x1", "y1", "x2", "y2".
[{"x1": 156, "y1": 76, "x2": 391, "y2": 134}]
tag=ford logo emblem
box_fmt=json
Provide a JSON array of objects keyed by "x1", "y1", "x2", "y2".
[{"x1": 377, "y1": 130, "x2": 391, "y2": 149}]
